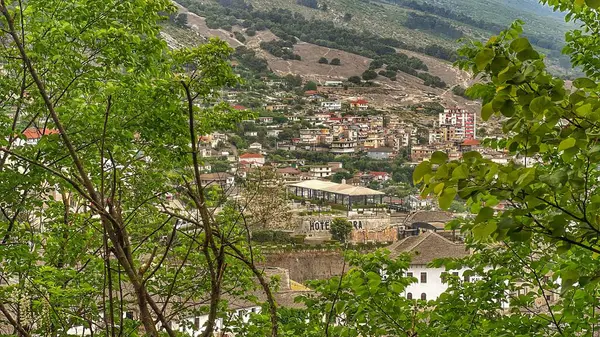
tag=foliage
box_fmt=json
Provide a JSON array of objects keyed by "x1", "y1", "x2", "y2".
[
  {"x1": 330, "y1": 58, "x2": 341, "y2": 65},
  {"x1": 330, "y1": 218, "x2": 353, "y2": 243},
  {"x1": 303, "y1": 81, "x2": 318, "y2": 91},
  {"x1": 347, "y1": 75, "x2": 362, "y2": 84},
  {"x1": 0, "y1": 1, "x2": 281, "y2": 336},
  {"x1": 297, "y1": 0, "x2": 318, "y2": 9},
  {"x1": 362, "y1": 69, "x2": 378, "y2": 81},
  {"x1": 234, "y1": 46, "x2": 270, "y2": 73},
  {"x1": 260, "y1": 40, "x2": 302, "y2": 60},
  {"x1": 318, "y1": 57, "x2": 329, "y2": 64},
  {"x1": 404, "y1": 12, "x2": 463, "y2": 39},
  {"x1": 343, "y1": 13, "x2": 352, "y2": 21},
  {"x1": 234, "y1": 31, "x2": 247, "y2": 43},
  {"x1": 168, "y1": 12, "x2": 189, "y2": 28},
  {"x1": 251, "y1": 230, "x2": 292, "y2": 243},
  {"x1": 240, "y1": 167, "x2": 293, "y2": 230}
]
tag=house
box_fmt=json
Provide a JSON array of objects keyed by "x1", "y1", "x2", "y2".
[
  {"x1": 276, "y1": 142, "x2": 296, "y2": 151},
  {"x1": 366, "y1": 147, "x2": 394, "y2": 160},
  {"x1": 267, "y1": 129, "x2": 282, "y2": 138},
  {"x1": 330, "y1": 140, "x2": 357, "y2": 154},
  {"x1": 244, "y1": 131, "x2": 258, "y2": 137},
  {"x1": 321, "y1": 101, "x2": 342, "y2": 111},
  {"x1": 369, "y1": 171, "x2": 391, "y2": 181},
  {"x1": 21, "y1": 128, "x2": 59, "y2": 145},
  {"x1": 349, "y1": 99, "x2": 369, "y2": 110},
  {"x1": 249, "y1": 142, "x2": 263, "y2": 150},
  {"x1": 308, "y1": 165, "x2": 332, "y2": 178},
  {"x1": 460, "y1": 139, "x2": 481, "y2": 153},
  {"x1": 439, "y1": 107, "x2": 477, "y2": 140},
  {"x1": 232, "y1": 104, "x2": 247, "y2": 111},
  {"x1": 410, "y1": 145, "x2": 435, "y2": 162},
  {"x1": 258, "y1": 116, "x2": 274, "y2": 124},
  {"x1": 324, "y1": 80, "x2": 343, "y2": 87},
  {"x1": 387, "y1": 232, "x2": 470, "y2": 301},
  {"x1": 266, "y1": 104, "x2": 287, "y2": 111},
  {"x1": 277, "y1": 167, "x2": 302, "y2": 182},
  {"x1": 199, "y1": 172, "x2": 235, "y2": 188},
  {"x1": 304, "y1": 90, "x2": 318, "y2": 96},
  {"x1": 238, "y1": 153, "x2": 265, "y2": 166}
]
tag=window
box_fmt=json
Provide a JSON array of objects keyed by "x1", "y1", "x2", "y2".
[
  {"x1": 420, "y1": 272, "x2": 427, "y2": 283},
  {"x1": 407, "y1": 292, "x2": 413, "y2": 300},
  {"x1": 194, "y1": 317, "x2": 200, "y2": 330},
  {"x1": 406, "y1": 272, "x2": 413, "y2": 278},
  {"x1": 421, "y1": 293, "x2": 427, "y2": 300},
  {"x1": 452, "y1": 272, "x2": 459, "y2": 277},
  {"x1": 125, "y1": 311, "x2": 134, "y2": 320},
  {"x1": 464, "y1": 274, "x2": 470, "y2": 283}
]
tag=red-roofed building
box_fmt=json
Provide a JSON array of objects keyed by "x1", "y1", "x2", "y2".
[
  {"x1": 460, "y1": 138, "x2": 481, "y2": 153},
  {"x1": 22, "y1": 128, "x2": 59, "y2": 145},
  {"x1": 304, "y1": 90, "x2": 318, "y2": 96},
  {"x1": 232, "y1": 104, "x2": 247, "y2": 111},
  {"x1": 238, "y1": 153, "x2": 265, "y2": 166},
  {"x1": 369, "y1": 171, "x2": 391, "y2": 182},
  {"x1": 349, "y1": 99, "x2": 369, "y2": 110}
]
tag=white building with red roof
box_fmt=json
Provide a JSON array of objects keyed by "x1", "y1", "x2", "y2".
[{"x1": 238, "y1": 153, "x2": 265, "y2": 166}]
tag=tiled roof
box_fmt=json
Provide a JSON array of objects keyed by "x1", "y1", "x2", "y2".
[
  {"x1": 23, "y1": 128, "x2": 59, "y2": 140},
  {"x1": 406, "y1": 210, "x2": 453, "y2": 225},
  {"x1": 462, "y1": 139, "x2": 481, "y2": 146},
  {"x1": 387, "y1": 232, "x2": 469, "y2": 264}
]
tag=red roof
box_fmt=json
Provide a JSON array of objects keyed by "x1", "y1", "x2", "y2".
[
  {"x1": 239, "y1": 153, "x2": 264, "y2": 159},
  {"x1": 351, "y1": 99, "x2": 368, "y2": 105},
  {"x1": 369, "y1": 171, "x2": 390, "y2": 177},
  {"x1": 232, "y1": 104, "x2": 247, "y2": 111},
  {"x1": 462, "y1": 139, "x2": 481, "y2": 146},
  {"x1": 304, "y1": 90, "x2": 318, "y2": 95},
  {"x1": 23, "y1": 128, "x2": 59, "y2": 140}
]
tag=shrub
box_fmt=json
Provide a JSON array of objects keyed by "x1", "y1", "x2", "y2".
[
  {"x1": 318, "y1": 57, "x2": 328, "y2": 64},
  {"x1": 330, "y1": 58, "x2": 341, "y2": 65}
]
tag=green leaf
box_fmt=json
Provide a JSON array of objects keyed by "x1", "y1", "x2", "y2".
[
  {"x1": 586, "y1": 0, "x2": 600, "y2": 9},
  {"x1": 430, "y1": 151, "x2": 448, "y2": 164},
  {"x1": 558, "y1": 137, "x2": 576, "y2": 151},
  {"x1": 438, "y1": 188, "x2": 457, "y2": 210},
  {"x1": 481, "y1": 102, "x2": 494, "y2": 121},
  {"x1": 475, "y1": 207, "x2": 494, "y2": 224},
  {"x1": 529, "y1": 96, "x2": 549, "y2": 114},
  {"x1": 573, "y1": 77, "x2": 597, "y2": 88},
  {"x1": 510, "y1": 37, "x2": 532, "y2": 53},
  {"x1": 472, "y1": 221, "x2": 497, "y2": 239},
  {"x1": 452, "y1": 164, "x2": 469, "y2": 180},
  {"x1": 413, "y1": 161, "x2": 431, "y2": 184},
  {"x1": 474, "y1": 48, "x2": 495, "y2": 71}
]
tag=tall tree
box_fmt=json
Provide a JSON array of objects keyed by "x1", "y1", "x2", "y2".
[{"x1": 0, "y1": 1, "x2": 278, "y2": 336}]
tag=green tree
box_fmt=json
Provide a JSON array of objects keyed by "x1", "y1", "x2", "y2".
[
  {"x1": 343, "y1": 13, "x2": 352, "y2": 22},
  {"x1": 330, "y1": 218, "x2": 353, "y2": 243},
  {"x1": 362, "y1": 69, "x2": 378, "y2": 81},
  {"x1": 330, "y1": 58, "x2": 341, "y2": 65},
  {"x1": 347, "y1": 75, "x2": 362, "y2": 84},
  {"x1": 318, "y1": 57, "x2": 329, "y2": 64},
  {"x1": 0, "y1": 2, "x2": 278, "y2": 336},
  {"x1": 303, "y1": 81, "x2": 318, "y2": 91}
]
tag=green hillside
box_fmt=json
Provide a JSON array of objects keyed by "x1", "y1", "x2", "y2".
[{"x1": 174, "y1": 0, "x2": 576, "y2": 75}]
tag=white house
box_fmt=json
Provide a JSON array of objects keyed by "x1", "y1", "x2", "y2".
[
  {"x1": 238, "y1": 153, "x2": 265, "y2": 166},
  {"x1": 309, "y1": 165, "x2": 332, "y2": 178},
  {"x1": 249, "y1": 142, "x2": 263, "y2": 150},
  {"x1": 321, "y1": 101, "x2": 342, "y2": 111},
  {"x1": 388, "y1": 232, "x2": 470, "y2": 301}
]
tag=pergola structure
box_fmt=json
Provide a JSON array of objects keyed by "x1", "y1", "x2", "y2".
[{"x1": 288, "y1": 180, "x2": 385, "y2": 208}]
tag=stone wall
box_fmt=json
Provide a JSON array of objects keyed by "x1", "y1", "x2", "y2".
[{"x1": 261, "y1": 250, "x2": 345, "y2": 283}]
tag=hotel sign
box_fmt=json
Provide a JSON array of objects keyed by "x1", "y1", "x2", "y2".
[{"x1": 309, "y1": 220, "x2": 364, "y2": 231}]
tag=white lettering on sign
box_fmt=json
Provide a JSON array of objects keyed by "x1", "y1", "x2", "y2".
[{"x1": 309, "y1": 220, "x2": 364, "y2": 231}]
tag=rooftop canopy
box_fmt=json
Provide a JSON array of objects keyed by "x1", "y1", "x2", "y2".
[{"x1": 288, "y1": 180, "x2": 384, "y2": 196}]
